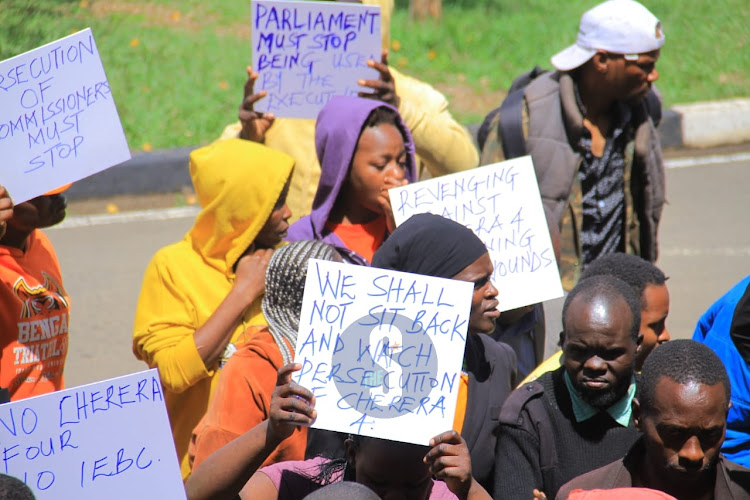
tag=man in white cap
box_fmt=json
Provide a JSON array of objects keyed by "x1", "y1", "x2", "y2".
[{"x1": 479, "y1": 0, "x2": 666, "y2": 295}]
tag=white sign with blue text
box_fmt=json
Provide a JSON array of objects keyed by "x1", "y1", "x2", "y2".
[
  {"x1": 390, "y1": 156, "x2": 564, "y2": 312},
  {"x1": 251, "y1": 0, "x2": 381, "y2": 119},
  {"x1": 0, "y1": 369, "x2": 185, "y2": 499},
  {"x1": 293, "y1": 260, "x2": 473, "y2": 445},
  {"x1": 0, "y1": 28, "x2": 131, "y2": 204}
]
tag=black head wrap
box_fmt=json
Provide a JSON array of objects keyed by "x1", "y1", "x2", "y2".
[{"x1": 372, "y1": 213, "x2": 488, "y2": 279}]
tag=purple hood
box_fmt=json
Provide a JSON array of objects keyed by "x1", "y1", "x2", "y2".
[{"x1": 287, "y1": 96, "x2": 417, "y2": 262}]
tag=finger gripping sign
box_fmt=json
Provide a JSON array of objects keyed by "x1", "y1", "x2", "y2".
[
  {"x1": 389, "y1": 157, "x2": 564, "y2": 312},
  {"x1": 0, "y1": 28, "x2": 131, "y2": 204},
  {"x1": 0, "y1": 369, "x2": 185, "y2": 499},
  {"x1": 251, "y1": 0, "x2": 381, "y2": 119},
  {"x1": 294, "y1": 260, "x2": 473, "y2": 445}
]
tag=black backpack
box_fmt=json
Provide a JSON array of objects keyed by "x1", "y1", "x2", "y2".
[{"x1": 477, "y1": 67, "x2": 662, "y2": 158}]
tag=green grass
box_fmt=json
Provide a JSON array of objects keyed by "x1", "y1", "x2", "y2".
[{"x1": 2, "y1": 0, "x2": 748, "y2": 150}]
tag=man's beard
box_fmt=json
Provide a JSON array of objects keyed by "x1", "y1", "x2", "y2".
[{"x1": 578, "y1": 376, "x2": 631, "y2": 410}]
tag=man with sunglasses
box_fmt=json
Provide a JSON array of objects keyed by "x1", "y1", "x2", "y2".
[{"x1": 479, "y1": 0, "x2": 666, "y2": 294}]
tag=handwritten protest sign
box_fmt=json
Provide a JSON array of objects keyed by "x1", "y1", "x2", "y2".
[
  {"x1": 0, "y1": 369, "x2": 185, "y2": 499},
  {"x1": 390, "y1": 157, "x2": 563, "y2": 311},
  {"x1": 252, "y1": 0, "x2": 381, "y2": 119},
  {"x1": 293, "y1": 260, "x2": 472, "y2": 445},
  {"x1": 0, "y1": 29, "x2": 130, "y2": 203}
]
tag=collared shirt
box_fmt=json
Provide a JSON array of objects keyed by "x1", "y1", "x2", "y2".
[
  {"x1": 564, "y1": 371, "x2": 636, "y2": 427},
  {"x1": 574, "y1": 86, "x2": 632, "y2": 267}
]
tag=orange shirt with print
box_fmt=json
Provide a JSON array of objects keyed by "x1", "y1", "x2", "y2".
[{"x1": 0, "y1": 229, "x2": 69, "y2": 400}]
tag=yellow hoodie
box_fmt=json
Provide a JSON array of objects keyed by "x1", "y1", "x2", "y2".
[
  {"x1": 221, "y1": 0, "x2": 478, "y2": 222},
  {"x1": 132, "y1": 138, "x2": 294, "y2": 479}
]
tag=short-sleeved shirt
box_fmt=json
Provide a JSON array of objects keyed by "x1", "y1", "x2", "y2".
[{"x1": 0, "y1": 230, "x2": 69, "y2": 400}]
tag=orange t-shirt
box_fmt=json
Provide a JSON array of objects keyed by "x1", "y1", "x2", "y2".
[
  {"x1": 189, "y1": 326, "x2": 307, "y2": 472},
  {"x1": 326, "y1": 215, "x2": 387, "y2": 263},
  {"x1": 0, "y1": 229, "x2": 69, "y2": 401}
]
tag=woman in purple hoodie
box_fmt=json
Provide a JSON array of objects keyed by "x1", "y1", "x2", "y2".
[{"x1": 286, "y1": 96, "x2": 417, "y2": 265}]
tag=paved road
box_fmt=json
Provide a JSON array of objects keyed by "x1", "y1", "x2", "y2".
[{"x1": 46, "y1": 151, "x2": 750, "y2": 387}]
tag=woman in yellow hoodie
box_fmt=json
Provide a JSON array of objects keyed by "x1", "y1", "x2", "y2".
[{"x1": 132, "y1": 138, "x2": 294, "y2": 479}]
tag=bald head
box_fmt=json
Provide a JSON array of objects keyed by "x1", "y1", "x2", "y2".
[{"x1": 562, "y1": 275, "x2": 639, "y2": 409}]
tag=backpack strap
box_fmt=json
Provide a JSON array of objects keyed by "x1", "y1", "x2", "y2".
[
  {"x1": 497, "y1": 66, "x2": 547, "y2": 159},
  {"x1": 497, "y1": 87, "x2": 528, "y2": 159},
  {"x1": 477, "y1": 106, "x2": 501, "y2": 152},
  {"x1": 499, "y1": 381, "x2": 558, "y2": 470},
  {"x1": 478, "y1": 66, "x2": 547, "y2": 154}
]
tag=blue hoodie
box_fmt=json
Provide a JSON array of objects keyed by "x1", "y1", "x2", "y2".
[{"x1": 693, "y1": 275, "x2": 750, "y2": 467}]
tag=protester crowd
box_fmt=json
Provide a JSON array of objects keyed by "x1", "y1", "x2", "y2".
[{"x1": 2, "y1": 0, "x2": 749, "y2": 498}]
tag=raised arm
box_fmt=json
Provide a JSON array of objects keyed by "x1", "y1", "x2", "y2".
[
  {"x1": 424, "y1": 430, "x2": 491, "y2": 500},
  {"x1": 185, "y1": 363, "x2": 317, "y2": 500},
  {"x1": 238, "y1": 66, "x2": 276, "y2": 143},
  {"x1": 192, "y1": 248, "x2": 271, "y2": 366},
  {"x1": 358, "y1": 51, "x2": 478, "y2": 177},
  {"x1": 133, "y1": 248, "x2": 271, "y2": 393}
]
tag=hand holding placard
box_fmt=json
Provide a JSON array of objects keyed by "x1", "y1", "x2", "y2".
[
  {"x1": 293, "y1": 260, "x2": 473, "y2": 446},
  {"x1": 0, "y1": 29, "x2": 130, "y2": 203},
  {"x1": 238, "y1": 66, "x2": 276, "y2": 143},
  {"x1": 268, "y1": 363, "x2": 317, "y2": 443},
  {"x1": 251, "y1": 0, "x2": 382, "y2": 119}
]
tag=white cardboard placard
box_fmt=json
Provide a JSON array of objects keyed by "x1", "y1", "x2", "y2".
[
  {"x1": 293, "y1": 260, "x2": 472, "y2": 445},
  {"x1": 0, "y1": 28, "x2": 131, "y2": 203},
  {"x1": 390, "y1": 157, "x2": 564, "y2": 311},
  {"x1": 0, "y1": 369, "x2": 185, "y2": 499},
  {"x1": 251, "y1": 0, "x2": 381, "y2": 119}
]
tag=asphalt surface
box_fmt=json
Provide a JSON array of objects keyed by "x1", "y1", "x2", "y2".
[{"x1": 47, "y1": 147, "x2": 750, "y2": 387}]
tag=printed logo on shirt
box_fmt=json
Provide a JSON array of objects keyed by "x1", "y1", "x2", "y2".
[
  {"x1": 14, "y1": 272, "x2": 69, "y2": 319},
  {"x1": 12, "y1": 273, "x2": 69, "y2": 367}
]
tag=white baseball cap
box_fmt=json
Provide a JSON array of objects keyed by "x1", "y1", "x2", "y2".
[{"x1": 551, "y1": 0, "x2": 665, "y2": 71}]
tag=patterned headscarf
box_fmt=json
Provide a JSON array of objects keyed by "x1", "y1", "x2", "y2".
[{"x1": 262, "y1": 240, "x2": 341, "y2": 365}]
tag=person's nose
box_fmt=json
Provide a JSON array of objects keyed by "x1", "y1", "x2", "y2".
[
  {"x1": 679, "y1": 435, "x2": 705, "y2": 470},
  {"x1": 486, "y1": 280, "x2": 498, "y2": 298},
  {"x1": 583, "y1": 355, "x2": 607, "y2": 374},
  {"x1": 647, "y1": 66, "x2": 659, "y2": 83},
  {"x1": 280, "y1": 203, "x2": 292, "y2": 220},
  {"x1": 386, "y1": 161, "x2": 406, "y2": 181},
  {"x1": 658, "y1": 325, "x2": 671, "y2": 344}
]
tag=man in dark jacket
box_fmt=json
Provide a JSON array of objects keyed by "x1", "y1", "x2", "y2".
[
  {"x1": 480, "y1": 0, "x2": 666, "y2": 292},
  {"x1": 557, "y1": 340, "x2": 750, "y2": 500},
  {"x1": 494, "y1": 275, "x2": 641, "y2": 499}
]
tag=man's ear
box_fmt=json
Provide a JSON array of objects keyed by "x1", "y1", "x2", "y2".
[
  {"x1": 635, "y1": 332, "x2": 644, "y2": 354},
  {"x1": 632, "y1": 398, "x2": 642, "y2": 431},
  {"x1": 591, "y1": 50, "x2": 610, "y2": 73},
  {"x1": 558, "y1": 331, "x2": 566, "y2": 362}
]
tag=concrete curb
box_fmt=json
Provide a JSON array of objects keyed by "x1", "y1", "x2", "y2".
[{"x1": 65, "y1": 100, "x2": 750, "y2": 201}]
